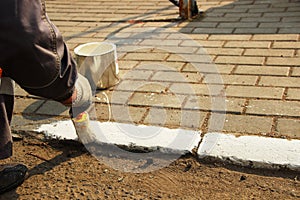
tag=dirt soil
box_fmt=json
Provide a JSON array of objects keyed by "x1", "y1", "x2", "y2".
[{"x1": 0, "y1": 134, "x2": 299, "y2": 200}]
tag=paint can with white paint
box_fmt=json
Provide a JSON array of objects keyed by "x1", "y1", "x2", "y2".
[{"x1": 74, "y1": 42, "x2": 120, "y2": 90}]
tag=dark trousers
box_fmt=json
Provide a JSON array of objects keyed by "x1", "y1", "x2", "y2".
[
  {"x1": 0, "y1": 95, "x2": 13, "y2": 159},
  {"x1": 0, "y1": 0, "x2": 78, "y2": 159}
]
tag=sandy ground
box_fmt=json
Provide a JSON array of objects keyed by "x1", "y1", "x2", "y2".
[{"x1": 0, "y1": 134, "x2": 299, "y2": 200}]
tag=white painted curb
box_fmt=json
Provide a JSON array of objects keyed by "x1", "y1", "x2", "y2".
[
  {"x1": 198, "y1": 133, "x2": 300, "y2": 171},
  {"x1": 34, "y1": 121, "x2": 300, "y2": 171},
  {"x1": 35, "y1": 120, "x2": 201, "y2": 154}
]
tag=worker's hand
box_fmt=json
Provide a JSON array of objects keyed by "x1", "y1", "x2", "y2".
[
  {"x1": 73, "y1": 74, "x2": 92, "y2": 107},
  {"x1": 64, "y1": 73, "x2": 93, "y2": 118}
]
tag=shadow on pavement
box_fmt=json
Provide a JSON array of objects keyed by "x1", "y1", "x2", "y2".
[
  {"x1": 21, "y1": 99, "x2": 69, "y2": 121},
  {"x1": 180, "y1": 0, "x2": 300, "y2": 34}
]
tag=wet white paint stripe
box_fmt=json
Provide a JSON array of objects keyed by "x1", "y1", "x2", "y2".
[
  {"x1": 198, "y1": 133, "x2": 300, "y2": 171},
  {"x1": 35, "y1": 120, "x2": 201, "y2": 153},
  {"x1": 35, "y1": 121, "x2": 300, "y2": 170}
]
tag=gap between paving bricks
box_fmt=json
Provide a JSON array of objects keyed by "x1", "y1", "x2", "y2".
[{"x1": 30, "y1": 119, "x2": 300, "y2": 172}]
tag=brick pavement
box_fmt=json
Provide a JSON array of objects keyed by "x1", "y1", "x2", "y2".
[{"x1": 12, "y1": 0, "x2": 300, "y2": 140}]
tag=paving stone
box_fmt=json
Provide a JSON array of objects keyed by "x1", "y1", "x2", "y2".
[
  {"x1": 240, "y1": 17, "x2": 280, "y2": 23},
  {"x1": 273, "y1": 2, "x2": 299, "y2": 8},
  {"x1": 52, "y1": 21, "x2": 81, "y2": 27},
  {"x1": 63, "y1": 31, "x2": 97, "y2": 40},
  {"x1": 14, "y1": 98, "x2": 45, "y2": 114},
  {"x1": 246, "y1": 100, "x2": 300, "y2": 117},
  {"x1": 182, "y1": 63, "x2": 235, "y2": 74},
  {"x1": 259, "y1": 76, "x2": 300, "y2": 87},
  {"x1": 213, "y1": 7, "x2": 249, "y2": 13},
  {"x1": 277, "y1": 119, "x2": 300, "y2": 138},
  {"x1": 272, "y1": 42, "x2": 300, "y2": 49},
  {"x1": 281, "y1": 16, "x2": 300, "y2": 22},
  {"x1": 286, "y1": 88, "x2": 300, "y2": 100},
  {"x1": 120, "y1": 27, "x2": 157, "y2": 33},
  {"x1": 77, "y1": 22, "x2": 112, "y2": 27},
  {"x1": 244, "y1": 49, "x2": 294, "y2": 57},
  {"x1": 225, "y1": 13, "x2": 262, "y2": 18},
  {"x1": 192, "y1": 28, "x2": 234, "y2": 34},
  {"x1": 137, "y1": 61, "x2": 184, "y2": 71},
  {"x1": 119, "y1": 69, "x2": 153, "y2": 80},
  {"x1": 223, "y1": 98, "x2": 246, "y2": 113},
  {"x1": 47, "y1": 14, "x2": 71, "y2": 21},
  {"x1": 169, "y1": 83, "x2": 220, "y2": 96},
  {"x1": 184, "y1": 96, "x2": 244, "y2": 113},
  {"x1": 199, "y1": 17, "x2": 239, "y2": 23},
  {"x1": 172, "y1": 27, "x2": 194, "y2": 34},
  {"x1": 151, "y1": 71, "x2": 202, "y2": 83},
  {"x1": 117, "y1": 45, "x2": 153, "y2": 53},
  {"x1": 248, "y1": 7, "x2": 285, "y2": 13},
  {"x1": 218, "y1": 22, "x2": 258, "y2": 28},
  {"x1": 35, "y1": 100, "x2": 69, "y2": 116},
  {"x1": 251, "y1": 34, "x2": 299, "y2": 41},
  {"x1": 235, "y1": 4, "x2": 270, "y2": 9},
  {"x1": 182, "y1": 40, "x2": 225, "y2": 48},
  {"x1": 208, "y1": 35, "x2": 252, "y2": 41},
  {"x1": 107, "y1": 32, "x2": 133, "y2": 40},
  {"x1": 215, "y1": 56, "x2": 265, "y2": 65},
  {"x1": 186, "y1": 34, "x2": 209, "y2": 41},
  {"x1": 259, "y1": 22, "x2": 300, "y2": 28},
  {"x1": 143, "y1": 22, "x2": 175, "y2": 28},
  {"x1": 95, "y1": 90, "x2": 134, "y2": 105},
  {"x1": 139, "y1": 39, "x2": 182, "y2": 46},
  {"x1": 205, "y1": 48, "x2": 244, "y2": 56},
  {"x1": 287, "y1": 6, "x2": 300, "y2": 12},
  {"x1": 11, "y1": 115, "x2": 59, "y2": 131},
  {"x1": 266, "y1": 57, "x2": 300, "y2": 66},
  {"x1": 123, "y1": 52, "x2": 168, "y2": 61},
  {"x1": 94, "y1": 103, "x2": 111, "y2": 122},
  {"x1": 182, "y1": 22, "x2": 218, "y2": 28},
  {"x1": 57, "y1": 26, "x2": 89, "y2": 32},
  {"x1": 279, "y1": 28, "x2": 300, "y2": 34},
  {"x1": 153, "y1": 46, "x2": 199, "y2": 54},
  {"x1": 144, "y1": 108, "x2": 207, "y2": 129},
  {"x1": 118, "y1": 61, "x2": 138, "y2": 70},
  {"x1": 204, "y1": 74, "x2": 258, "y2": 85},
  {"x1": 224, "y1": 41, "x2": 271, "y2": 48},
  {"x1": 110, "y1": 105, "x2": 148, "y2": 124},
  {"x1": 67, "y1": 37, "x2": 106, "y2": 44},
  {"x1": 167, "y1": 54, "x2": 214, "y2": 63},
  {"x1": 225, "y1": 86, "x2": 284, "y2": 99},
  {"x1": 113, "y1": 80, "x2": 169, "y2": 93},
  {"x1": 263, "y1": 11, "x2": 300, "y2": 17},
  {"x1": 210, "y1": 113, "x2": 273, "y2": 134},
  {"x1": 167, "y1": 33, "x2": 207, "y2": 40},
  {"x1": 129, "y1": 92, "x2": 185, "y2": 109},
  {"x1": 234, "y1": 65, "x2": 289, "y2": 76},
  {"x1": 234, "y1": 28, "x2": 278, "y2": 34}
]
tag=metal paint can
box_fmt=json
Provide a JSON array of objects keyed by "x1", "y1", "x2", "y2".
[{"x1": 74, "y1": 42, "x2": 120, "y2": 90}]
